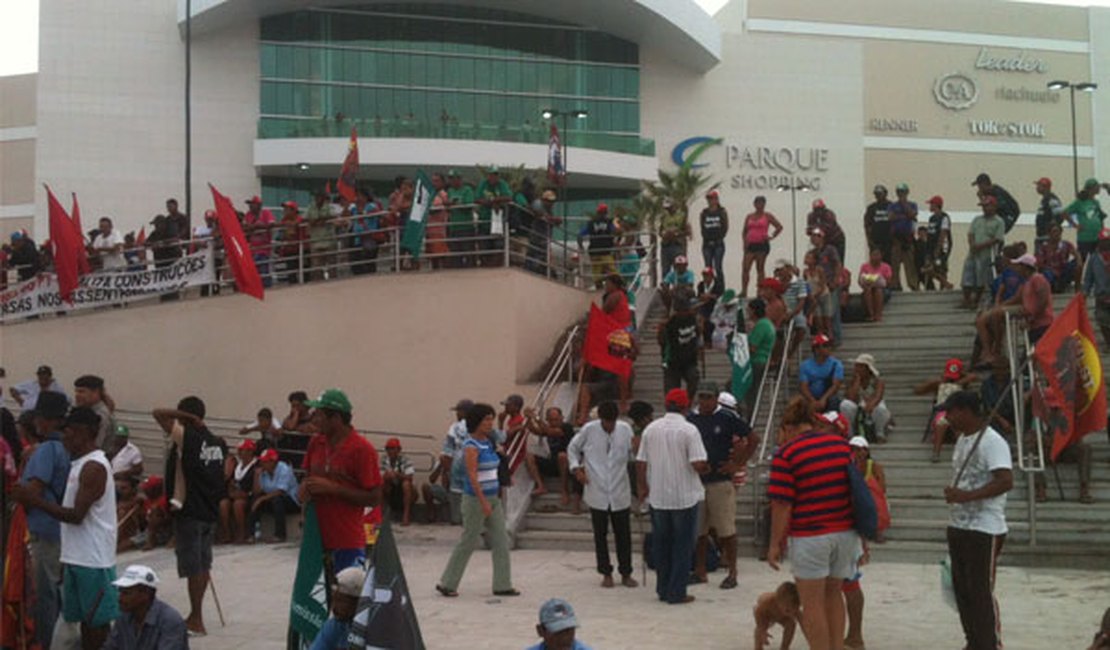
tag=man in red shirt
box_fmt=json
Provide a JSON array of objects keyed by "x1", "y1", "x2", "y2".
[{"x1": 299, "y1": 389, "x2": 382, "y2": 571}]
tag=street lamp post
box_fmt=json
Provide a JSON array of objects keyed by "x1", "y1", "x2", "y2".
[
  {"x1": 541, "y1": 108, "x2": 589, "y2": 268},
  {"x1": 1047, "y1": 80, "x2": 1098, "y2": 197},
  {"x1": 776, "y1": 180, "x2": 812, "y2": 266}
]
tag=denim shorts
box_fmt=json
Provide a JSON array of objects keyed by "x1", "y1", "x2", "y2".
[
  {"x1": 174, "y1": 517, "x2": 215, "y2": 578},
  {"x1": 788, "y1": 530, "x2": 862, "y2": 580}
]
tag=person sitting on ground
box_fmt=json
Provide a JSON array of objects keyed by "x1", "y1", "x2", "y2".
[
  {"x1": 753, "y1": 581, "x2": 801, "y2": 650},
  {"x1": 799, "y1": 334, "x2": 844, "y2": 413},
  {"x1": 528, "y1": 598, "x2": 593, "y2": 650},
  {"x1": 1034, "y1": 435, "x2": 1094, "y2": 504},
  {"x1": 309, "y1": 566, "x2": 366, "y2": 650},
  {"x1": 116, "y1": 477, "x2": 146, "y2": 553},
  {"x1": 524, "y1": 406, "x2": 581, "y2": 512},
  {"x1": 1037, "y1": 223, "x2": 1079, "y2": 292},
  {"x1": 251, "y1": 448, "x2": 301, "y2": 542},
  {"x1": 219, "y1": 439, "x2": 257, "y2": 544},
  {"x1": 107, "y1": 424, "x2": 143, "y2": 481},
  {"x1": 840, "y1": 354, "x2": 891, "y2": 443},
  {"x1": 380, "y1": 438, "x2": 416, "y2": 526},
  {"x1": 661, "y1": 255, "x2": 697, "y2": 312},
  {"x1": 239, "y1": 407, "x2": 283, "y2": 453},
  {"x1": 915, "y1": 358, "x2": 976, "y2": 463},
  {"x1": 139, "y1": 475, "x2": 173, "y2": 550},
  {"x1": 103, "y1": 565, "x2": 188, "y2": 650},
  {"x1": 858, "y1": 248, "x2": 893, "y2": 322}
]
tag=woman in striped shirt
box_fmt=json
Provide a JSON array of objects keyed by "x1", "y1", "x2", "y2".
[
  {"x1": 437, "y1": 403, "x2": 519, "y2": 598},
  {"x1": 767, "y1": 396, "x2": 861, "y2": 650}
]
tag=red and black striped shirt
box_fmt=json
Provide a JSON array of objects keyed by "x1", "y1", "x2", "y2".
[{"x1": 768, "y1": 431, "x2": 854, "y2": 537}]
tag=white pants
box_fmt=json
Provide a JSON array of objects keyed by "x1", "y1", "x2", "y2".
[{"x1": 840, "y1": 399, "x2": 891, "y2": 440}]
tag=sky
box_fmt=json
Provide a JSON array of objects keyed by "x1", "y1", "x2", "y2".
[{"x1": 2, "y1": 0, "x2": 1110, "y2": 76}]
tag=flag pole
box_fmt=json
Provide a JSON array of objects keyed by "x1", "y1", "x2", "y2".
[{"x1": 951, "y1": 354, "x2": 1035, "y2": 487}]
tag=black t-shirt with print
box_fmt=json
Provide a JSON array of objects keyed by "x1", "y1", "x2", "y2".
[
  {"x1": 166, "y1": 424, "x2": 228, "y2": 522},
  {"x1": 666, "y1": 312, "x2": 700, "y2": 369}
]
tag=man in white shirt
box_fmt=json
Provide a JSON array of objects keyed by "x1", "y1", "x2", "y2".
[
  {"x1": 107, "y1": 424, "x2": 143, "y2": 480},
  {"x1": 942, "y1": 390, "x2": 1013, "y2": 650},
  {"x1": 567, "y1": 401, "x2": 637, "y2": 589},
  {"x1": 92, "y1": 217, "x2": 126, "y2": 270},
  {"x1": 636, "y1": 388, "x2": 708, "y2": 605},
  {"x1": 11, "y1": 365, "x2": 68, "y2": 411},
  {"x1": 12, "y1": 406, "x2": 119, "y2": 649}
]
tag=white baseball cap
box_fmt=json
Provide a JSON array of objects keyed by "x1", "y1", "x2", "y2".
[
  {"x1": 848, "y1": 436, "x2": 869, "y2": 449},
  {"x1": 112, "y1": 565, "x2": 160, "y2": 589},
  {"x1": 717, "y1": 392, "x2": 738, "y2": 408}
]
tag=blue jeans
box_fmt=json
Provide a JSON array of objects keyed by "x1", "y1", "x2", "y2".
[
  {"x1": 254, "y1": 253, "x2": 273, "y2": 288},
  {"x1": 650, "y1": 504, "x2": 699, "y2": 603},
  {"x1": 702, "y1": 240, "x2": 726, "y2": 286}
]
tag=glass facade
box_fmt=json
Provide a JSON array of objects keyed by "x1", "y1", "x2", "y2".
[{"x1": 258, "y1": 5, "x2": 652, "y2": 155}]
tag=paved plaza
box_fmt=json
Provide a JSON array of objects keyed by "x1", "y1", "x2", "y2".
[{"x1": 116, "y1": 525, "x2": 1108, "y2": 649}]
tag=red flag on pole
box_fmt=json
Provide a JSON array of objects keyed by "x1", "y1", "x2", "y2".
[
  {"x1": 45, "y1": 185, "x2": 83, "y2": 303},
  {"x1": 583, "y1": 303, "x2": 633, "y2": 378},
  {"x1": 71, "y1": 192, "x2": 91, "y2": 275},
  {"x1": 0, "y1": 506, "x2": 35, "y2": 649},
  {"x1": 336, "y1": 127, "x2": 359, "y2": 203},
  {"x1": 1032, "y1": 294, "x2": 1107, "y2": 461},
  {"x1": 136, "y1": 226, "x2": 146, "y2": 247},
  {"x1": 209, "y1": 184, "x2": 265, "y2": 301}
]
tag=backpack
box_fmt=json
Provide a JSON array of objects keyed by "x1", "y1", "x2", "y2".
[{"x1": 994, "y1": 186, "x2": 1021, "y2": 233}]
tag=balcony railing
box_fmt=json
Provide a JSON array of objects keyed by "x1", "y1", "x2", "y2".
[{"x1": 258, "y1": 116, "x2": 656, "y2": 157}]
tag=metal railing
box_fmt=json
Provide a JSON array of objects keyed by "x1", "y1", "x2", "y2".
[
  {"x1": 1002, "y1": 311, "x2": 1046, "y2": 547},
  {"x1": 754, "y1": 318, "x2": 798, "y2": 466}
]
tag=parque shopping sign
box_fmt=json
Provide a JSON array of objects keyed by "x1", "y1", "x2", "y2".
[{"x1": 671, "y1": 136, "x2": 831, "y2": 191}]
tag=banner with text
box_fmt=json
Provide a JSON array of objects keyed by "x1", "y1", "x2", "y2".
[{"x1": 0, "y1": 249, "x2": 215, "y2": 319}]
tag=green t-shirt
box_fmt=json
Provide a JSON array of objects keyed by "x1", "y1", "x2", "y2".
[
  {"x1": 446, "y1": 185, "x2": 475, "y2": 234},
  {"x1": 474, "y1": 179, "x2": 513, "y2": 235},
  {"x1": 969, "y1": 214, "x2": 1006, "y2": 261},
  {"x1": 660, "y1": 212, "x2": 687, "y2": 243},
  {"x1": 749, "y1": 317, "x2": 776, "y2": 365},
  {"x1": 1066, "y1": 198, "x2": 1105, "y2": 243}
]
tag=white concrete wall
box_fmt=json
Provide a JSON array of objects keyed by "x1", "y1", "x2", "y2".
[
  {"x1": 1091, "y1": 7, "x2": 1110, "y2": 184},
  {"x1": 35, "y1": 0, "x2": 259, "y2": 238},
  {"x1": 640, "y1": 30, "x2": 866, "y2": 275}
]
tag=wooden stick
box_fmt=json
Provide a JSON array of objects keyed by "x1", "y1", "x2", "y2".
[{"x1": 209, "y1": 573, "x2": 226, "y2": 627}]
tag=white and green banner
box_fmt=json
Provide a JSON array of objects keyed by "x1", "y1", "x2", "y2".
[{"x1": 400, "y1": 170, "x2": 434, "y2": 259}]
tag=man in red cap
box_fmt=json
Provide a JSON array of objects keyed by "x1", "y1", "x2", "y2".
[
  {"x1": 799, "y1": 334, "x2": 845, "y2": 413},
  {"x1": 1034, "y1": 177, "x2": 1064, "y2": 248},
  {"x1": 961, "y1": 195, "x2": 1006, "y2": 308},
  {"x1": 700, "y1": 189, "x2": 730, "y2": 285},
  {"x1": 579, "y1": 203, "x2": 618, "y2": 289},
  {"x1": 636, "y1": 388, "x2": 708, "y2": 604},
  {"x1": 924, "y1": 195, "x2": 953, "y2": 290},
  {"x1": 250, "y1": 448, "x2": 301, "y2": 542},
  {"x1": 380, "y1": 437, "x2": 416, "y2": 526},
  {"x1": 243, "y1": 195, "x2": 276, "y2": 287}
]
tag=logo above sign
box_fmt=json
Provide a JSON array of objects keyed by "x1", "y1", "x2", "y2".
[
  {"x1": 934, "y1": 72, "x2": 979, "y2": 110},
  {"x1": 975, "y1": 48, "x2": 1048, "y2": 74}
]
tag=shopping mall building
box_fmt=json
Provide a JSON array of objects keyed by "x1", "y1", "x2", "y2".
[{"x1": 4, "y1": 0, "x2": 1110, "y2": 272}]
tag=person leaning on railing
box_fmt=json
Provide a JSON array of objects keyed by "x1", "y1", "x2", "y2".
[{"x1": 446, "y1": 170, "x2": 477, "y2": 269}]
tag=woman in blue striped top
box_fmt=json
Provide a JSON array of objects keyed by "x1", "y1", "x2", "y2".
[{"x1": 437, "y1": 403, "x2": 518, "y2": 597}]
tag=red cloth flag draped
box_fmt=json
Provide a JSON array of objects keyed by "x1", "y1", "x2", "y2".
[
  {"x1": 45, "y1": 185, "x2": 83, "y2": 303},
  {"x1": 209, "y1": 184, "x2": 265, "y2": 300},
  {"x1": 336, "y1": 127, "x2": 359, "y2": 202},
  {"x1": 1032, "y1": 294, "x2": 1107, "y2": 461},
  {"x1": 71, "y1": 192, "x2": 90, "y2": 274},
  {"x1": 1, "y1": 505, "x2": 37, "y2": 649},
  {"x1": 583, "y1": 303, "x2": 633, "y2": 379}
]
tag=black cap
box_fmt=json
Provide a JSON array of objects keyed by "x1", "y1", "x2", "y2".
[
  {"x1": 940, "y1": 390, "x2": 981, "y2": 414},
  {"x1": 65, "y1": 406, "x2": 102, "y2": 430},
  {"x1": 35, "y1": 391, "x2": 69, "y2": 420},
  {"x1": 972, "y1": 173, "x2": 992, "y2": 186},
  {"x1": 628, "y1": 400, "x2": 654, "y2": 421},
  {"x1": 37, "y1": 365, "x2": 52, "y2": 376}
]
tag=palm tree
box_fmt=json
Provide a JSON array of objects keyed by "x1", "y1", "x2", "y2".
[{"x1": 637, "y1": 138, "x2": 722, "y2": 237}]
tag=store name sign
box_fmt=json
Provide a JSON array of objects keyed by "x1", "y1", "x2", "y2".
[
  {"x1": 968, "y1": 120, "x2": 1045, "y2": 138},
  {"x1": 975, "y1": 47, "x2": 1048, "y2": 74},
  {"x1": 669, "y1": 137, "x2": 830, "y2": 191}
]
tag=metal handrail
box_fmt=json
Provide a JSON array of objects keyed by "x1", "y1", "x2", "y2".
[
  {"x1": 1002, "y1": 311, "x2": 1045, "y2": 548},
  {"x1": 754, "y1": 317, "x2": 797, "y2": 466}
]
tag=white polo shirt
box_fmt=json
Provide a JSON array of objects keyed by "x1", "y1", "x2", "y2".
[{"x1": 636, "y1": 412, "x2": 707, "y2": 510}]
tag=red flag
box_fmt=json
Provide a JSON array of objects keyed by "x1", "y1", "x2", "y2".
[
  {"x1": 45, "y1": 185, "x2": 82, "y2": 303},
  {"x1": 71, "y1": 192, "x2": 90, "y2": 275},
  {"x1": 136, "y1": 226, "x2": 146, "y2": 247},
  {"x1": 583, "y1": 303, "x2": 633, "y2": 378},
  {"x1": 1032, "y1": 294, "x2": 1107, "y2": 461},
  {"x1": 336, "y1": 127, "x2": 359, "y2": 203},
  {"x1": 209, "y1": 184, "x2": 265, "y2": 301},
  {"x1": 1, "y1": 506, "x2": 36, "y2": 649}
]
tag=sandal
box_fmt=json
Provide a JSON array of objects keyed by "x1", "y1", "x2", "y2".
[
  {"x1": 719, "y1": 576, "x2": 738, "y2": 590},
  {"x1": 493, "y1": 588, "x2": 521, "y2": 597},
  {"x1": 435, "y1": 584, "x2": 458, "y2": 598}
]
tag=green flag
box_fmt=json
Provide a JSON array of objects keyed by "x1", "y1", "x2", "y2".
[
  {"x1": 728, "y1": 332, "x2": 753, "y2": 404},
  {"x1": 288, "y1": 504, "x2": 328, "y2": 648},
  {"x1": 349, "y1": 519, "x2": 426, "y2": 649},
  {"x1": 400, "y1": 170, "x2": 434, "y2": 259}
]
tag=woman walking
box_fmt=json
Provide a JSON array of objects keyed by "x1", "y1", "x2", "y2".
[
  {"x1": 741, "y1": 196, "x2": 783, "y2": 297},
  {"x1": 767, "y1": 396, "x2": 862, "y2": 650},
  {"x1": 437, "y1": 403, "x2": 519, "y2": 597}
]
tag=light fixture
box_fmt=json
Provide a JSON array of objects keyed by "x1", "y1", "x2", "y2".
[
  {"x1": 776, "y1": 184, "x2": 790, "y2": 192},
  {"x1": 541, "y1": 109, "x2": 555, "y2": 119},
  {"x1": 1047, "y1": 80, "x2": 1070, "y2": 90},
  {"x1": 1077, "y1": 82, "x2": 1099, "y2": 92},
  {"x1": 296, "y1": 162, "x2": 310, "y2": 171},
  {"x1": 573, "y1": 110, "x2": 589, "y2": 119}
]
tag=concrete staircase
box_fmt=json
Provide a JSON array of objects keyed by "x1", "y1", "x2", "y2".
[{"x1": 517, "y1": 290, "x2": 1110, "y2": 568}]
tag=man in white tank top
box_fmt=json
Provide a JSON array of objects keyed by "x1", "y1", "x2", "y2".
[{"x1": 13, "y1": 406, "x2": 119, "y2": 647}]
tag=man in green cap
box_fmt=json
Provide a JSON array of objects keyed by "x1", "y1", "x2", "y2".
[
  {"x1": 107, "y1": 424, "x2": 144, "y2": 481},
  {"x1": 299, "y1": 388, "x2": 383, "y2": 571},
  {"x1": 1066, "y1": 177, "x2": 1107, "y2": 264},
  {"x1": 446, "y1": 170, "x2": 477, "y2": 268},
  {"x1": 475, "y1": 166, "x2": 513, "y2": 267}
]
